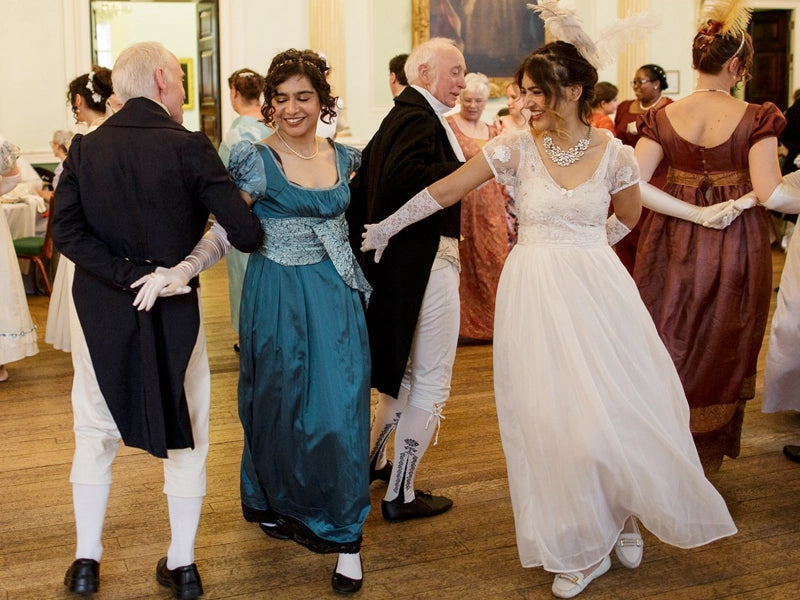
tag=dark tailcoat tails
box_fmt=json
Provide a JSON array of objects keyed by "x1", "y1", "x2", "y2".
[
  {"x1": 53, "y1": 97, "x2": 262, "y2": 457},
  {"x1": 348, "y1": 86, "x2": 462, "y2": 397}
]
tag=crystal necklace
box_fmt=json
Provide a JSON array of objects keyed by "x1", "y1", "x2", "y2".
[
  {"x1": 542, "y1": 126, "x2": 591, "y2": 167},
  {"x1": 275, "y1": 128, "x2": 319, "y2": 160}
]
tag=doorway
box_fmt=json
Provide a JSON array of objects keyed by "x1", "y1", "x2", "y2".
[
  {"x1": 746, "y1": 9, "x2": 792, "y2": 111},
  {"x1": 89, "y1": 0, "x2": 221, "y2": 144}
]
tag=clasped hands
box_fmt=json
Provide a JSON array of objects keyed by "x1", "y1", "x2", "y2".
[
  {"x1": 700, "y1": 194, "x2": 758, "y2": 229},
  {"x1": 131, "y1": 266, "x2": 191, "y2": 311}
]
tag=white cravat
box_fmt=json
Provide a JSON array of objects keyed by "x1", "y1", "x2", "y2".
[{"x1": 411, "y1": 85, "x2": 466, "y2": 162}]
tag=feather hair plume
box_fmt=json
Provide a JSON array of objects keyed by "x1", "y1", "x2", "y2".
[
  {"x1": 528, "y1": 1, "x2": 659, "y2": 70},
  {"x1": 527, "y1": 0, "x2": 602, "y2": 69},
  {"x1": 700, "y1": 0, "x2": 752, "y2": 36}
]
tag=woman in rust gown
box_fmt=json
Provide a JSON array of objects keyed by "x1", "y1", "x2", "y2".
[
  {"x1": 613, "y1": 64, "x2": 672, "y2": 274},
  {"x1": 634, "y1": 20, "x2": 785, "y2": 473},
  {"x1": 447, "y1": 72, "x2": 513, "y2": 341}
]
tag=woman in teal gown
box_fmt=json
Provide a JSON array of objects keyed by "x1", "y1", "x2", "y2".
[{"x1": 229, "y1": 49, "x2": 371, "y2": 594}]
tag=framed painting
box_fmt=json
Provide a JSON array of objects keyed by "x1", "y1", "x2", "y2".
[
  {"x1": 412, "y1": 0, "x2": 545, "y2": 97},
  {"x1": 179, "y1": 57, "x2": 195, "y2": 111}
]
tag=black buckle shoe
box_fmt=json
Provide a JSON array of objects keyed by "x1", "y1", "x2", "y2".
[
  {"x1": 331, "y1": 556, "x2": 363, "y2": 595},
  {"x1": 784, "y1": 445, "x2": 800, "y2": 464},
  {"x1": 64, "y1": 558, "x2": 99, "y2": 595},
  {"x1": 369, "y1": 457, "x2": 392, "y2": 483},
  {"x1": 156, "y1": 557, "x2": 203, "y2": 599},
  {"x1": 381, "y1": 490, "x2": 453, "y2": 522}
]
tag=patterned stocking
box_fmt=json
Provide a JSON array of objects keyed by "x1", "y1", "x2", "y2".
[
  {"x1": 368, "y1": 388, "x2": 409, "y2": 470},
  {"x1": 384, "y1": 404, "x2": 437, "y2": 503}
]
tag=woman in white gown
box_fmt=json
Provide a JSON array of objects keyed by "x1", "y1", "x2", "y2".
[
  {"x1": 0, "y1": 138, "x2": 39, "y2": 381},
  {"x1": 362, "y1": 41, "x2": 737, "y2": 598},
  {"x1": 46, "y1": 67, "x2": 113, "y2": 352}
]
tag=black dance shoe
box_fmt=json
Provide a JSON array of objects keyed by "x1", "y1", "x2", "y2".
[
  {"x1": 155, "y1": 557, "x2": 204, "y2": 600},
  {"x1": 381, "y1": 490, "x2": 453, "y2": 522},
  {"x1": 259, "y1": 520, "x2": 290, "y2": 540},
  {"x1": 331, "y1": 556, "x2": 363, "y2": 595},
  {"x1": 64, "y1": 558, "x2": 99, "y2": 595},
  {"x1": 369, "y1": 457, "x2": 392, "y2": 483},
  {"x1": 784, "y1": 445, "x2": 800, "y2": 464}
]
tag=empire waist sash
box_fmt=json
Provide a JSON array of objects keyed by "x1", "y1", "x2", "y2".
[
  {"x1": 666, "y1": 168, "x2": 750, "y2": 189},
  {"x1": 258, "y1": 213, "x2": 371, "y2": 300}
]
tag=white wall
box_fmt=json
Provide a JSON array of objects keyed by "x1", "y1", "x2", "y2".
[{"x1": 2, "y1": 0, "x2": 798, "y2": 164}]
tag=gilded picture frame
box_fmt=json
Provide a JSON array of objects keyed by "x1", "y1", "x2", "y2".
[
  {"x1": 179, "y1": 57, "x2": 195, "y2": 111},
  {"x1": 411, "y1": 0, "x2": 545, "y2": 98}
]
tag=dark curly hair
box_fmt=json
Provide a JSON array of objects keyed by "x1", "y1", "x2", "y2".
[
  {"x1": 228, "y1": 68, "x2": 264, "y2": 102},
  {"x1": 639, "y1": 63, "x2": 669, "y2": 91},
  {"x1": 67, "y1": 65, "x2": 113, "y2": 114},
  {"x1": 261, "y1": 49, "x2": 337, "y2": 126},
  {"x1": 515, "y1": 41, "x2": 597, "y2": 127}
]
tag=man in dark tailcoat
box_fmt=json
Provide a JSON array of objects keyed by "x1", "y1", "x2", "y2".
[
  {"x1": 348, "y1": 38, "x2": 466, "y2": 522},
  {"x1": 53, "y1": 41, "x2": 262, "y2": 599}
]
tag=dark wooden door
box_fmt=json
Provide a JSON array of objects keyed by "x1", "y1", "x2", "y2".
[
  {"x1": 747, "y1": 10, "x2": 791, "y2": 111},
  {"x1": 196, "y1": 1, "x2": 221, "y2": 146}
]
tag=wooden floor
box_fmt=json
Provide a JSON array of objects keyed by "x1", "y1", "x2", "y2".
[{"x1": 2, "y1": 250, "x2": 800, "y2": 600}]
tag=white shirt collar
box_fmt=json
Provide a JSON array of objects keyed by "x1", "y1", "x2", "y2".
[{"x1": 411, "y1": 85, "x2": 452, "y2": 116}]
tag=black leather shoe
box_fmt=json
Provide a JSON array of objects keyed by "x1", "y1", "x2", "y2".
[
  {"x1": 259, "y1": 520, "x2": 290, "y2": 540},
  {"x1": 331, "y1": 556, "x2": 363, "y2": 595},
  {"x1": 64, "y1": 558, "x2": 99, "y2": 595},
  {"x1": 369, "y1": 457, "x2": 392, "y2": 483},
  {"x1": 233, "y1": 343, "x2": 240, "y2": 353},
  {"x1": 381, "y1": 490, "x2": 453, "y2": 522},
  {"x1": 784, "y1": 445, "x2": 800, "y2": 464},
  {"x1": 156, "y1": 557, "x2": 203, "y2": 600}
]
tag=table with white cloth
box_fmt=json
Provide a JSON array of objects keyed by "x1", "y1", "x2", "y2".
[{"x1": 2, "y1": 185, "x2": 45, "y2": 239}]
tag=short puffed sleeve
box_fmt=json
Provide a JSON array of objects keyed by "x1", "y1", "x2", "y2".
[
  {"x1": 228, "y1": 141, "x2": 267, "y2": 201},
  {"x1": 339, "y1": 143, "x2": 361, "y2": 178},
  {"x1": 482, "y1": 130, "x2": 524, "y2": 186},
  {"x1": 750, "y1": 102, "x2": 786, "y2": 145},
  {"x1": 608, "y1": 140, "x2": 640, "y2": 194},
  {"x1": 637, "y1": 108, "x2": 662, "y2": 146}
]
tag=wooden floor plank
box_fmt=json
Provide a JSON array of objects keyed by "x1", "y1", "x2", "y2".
[{"x1": 1, "y1": 248, "x2": 798, "y2": 599}]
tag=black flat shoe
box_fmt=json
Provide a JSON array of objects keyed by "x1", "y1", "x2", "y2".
[
  {"x1": 784, "y1": 445, "x2": 800, "y2": 464},
  {"x1": 369, "y1": 457, "x2": 392, "y2": 483},
  {"x1": 233, "y1": 343, "x2": 240, "y2": 353},
  {"x1": 64, "y1": 558, "x2": 99, "y2": 595},
  {"x1": 381, "y1": 490, "x2": 453, "y2": 522},
  {"x1": 156, "y1": 557, "x2": 203, "y2": 600},
  {"x1": 259, "y1": 520, "x2": 290, "y2": 540},
  {"x1": 331, "y1": 556, "x2": 363, "y2": 595}
]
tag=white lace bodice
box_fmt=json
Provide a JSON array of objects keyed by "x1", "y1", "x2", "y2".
[{"x1": 483, "y1": 130, "x2": 639, "y2": 247}]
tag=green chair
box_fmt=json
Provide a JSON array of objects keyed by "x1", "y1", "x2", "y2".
[{"x1": 14, "y1": 203, "x2": 53, "y2": 295}]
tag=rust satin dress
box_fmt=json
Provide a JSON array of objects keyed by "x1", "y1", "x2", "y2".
[
  {"x1": 634, "y1": 103, "x2": 785, "y2": 472},
  {"x1": 447, "y1": 117, "x2": 512, "y2": 340},
  {"x1": 613, "y1": 98, "x2": 673, "y2": 274}
]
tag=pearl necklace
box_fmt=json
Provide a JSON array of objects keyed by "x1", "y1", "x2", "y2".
[
  {"x1": 638, "y1": 95, "x2": 662, "y2": 111},
  {"x1": 693, "y1": 88, "x2": 730, "y2": 94},
  {"x1": 275, "y1": 129, "x2": 319, "y2": 160},
  {"x1": 542, "y1": 126, "x2": 591, "y2": 167}
]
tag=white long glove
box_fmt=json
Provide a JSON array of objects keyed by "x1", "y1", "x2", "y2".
[
  {"x1": 131, "y1": 221, "x2": 231, "y2": 311},
  {"x1": 361, "y1": 187, "x2": 443, "y2": 262},
  {"x1": 606, "y1": 214, "x2": 631, "y2": 245},
  {"x1": 640, "y1": 182, "x2": 740, "y2": 229},
  {"x1": 720, "y1": 169, "x2": 800, "y2": 222}
]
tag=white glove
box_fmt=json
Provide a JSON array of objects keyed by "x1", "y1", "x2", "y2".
[
  {"x1": 640, "y1": 182, "x2": 740, "y2": 229},
  {"x1": 760, "y1": 169, "x2": 800, "y2": 213},
  {"x1": 131, "y1": 221, "x2": 231, "y2": 310},
  {"x1": 606, "y1": 214, "x2": 631, "y2": 246},
  {"x1": 0, "y1": 171, "x2": 20, "y2": 196},
  {"x1": 361, "y1": 187, "x2": 443, "y2": 262}
]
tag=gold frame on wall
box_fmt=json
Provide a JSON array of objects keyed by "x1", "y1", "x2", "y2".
[
  {"x1": 411, "y1": 0, "x2": 545, "y2": 98},
  {"x1": 179, "y1": 57, "x2": 195, "y2": 111}
]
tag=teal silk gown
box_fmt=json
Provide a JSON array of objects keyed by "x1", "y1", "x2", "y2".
[{"x1": 229, "y1": 139, "x2": 371, "y2": 552}]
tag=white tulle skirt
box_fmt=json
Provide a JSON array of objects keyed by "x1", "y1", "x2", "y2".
[
  {"x1": 493, "y1": 241, "x2": 737, "y2": 573},
  {"x1": 762, "y1": 229, "x2": 800, "y2": 413},
  {"x1": 0, "y1": 210, "x2": 38, "y2": 364},
  {"x1": 45, "y1": 255, "x2": 74, "y2": 352}
]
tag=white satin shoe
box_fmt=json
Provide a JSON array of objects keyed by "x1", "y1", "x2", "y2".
[
  {"x1": 614, "y1": 517, "x2": 643, "y2": 568},
  {"x1": 551, "y1": 555, "x2": 611, "y2": 598}
]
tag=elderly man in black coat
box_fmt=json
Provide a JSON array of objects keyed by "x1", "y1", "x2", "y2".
[
  {"x1": 348, "y1": 37, "x2": 466, "y2": 522},
  {"x1": 53, "y1": 41, "x2": 262, "y2": 599}
]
